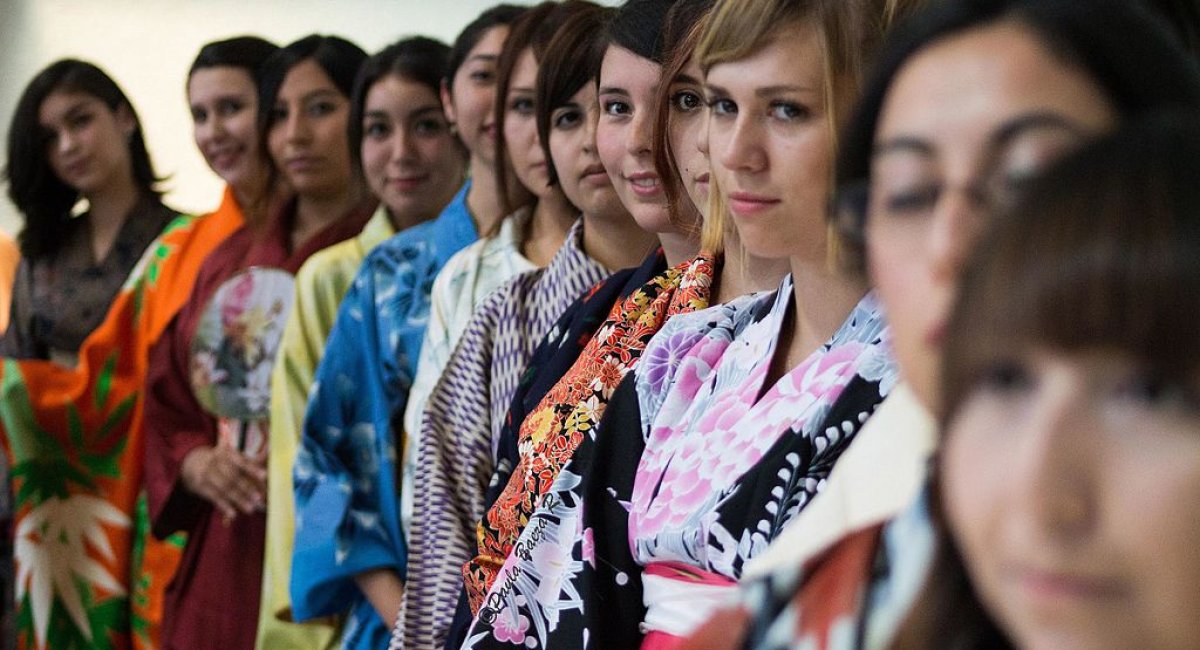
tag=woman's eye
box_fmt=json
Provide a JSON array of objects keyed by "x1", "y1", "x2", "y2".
[
  {"x1": 307, "y1": 100, "x2": 337, "y2": 117},
  {"x1": 974, "y1": 360, "x2": 1034, "y2": 396},
  {"x1": 882, "y1": 185, "x2": 940, "y2": 216},
  {"x1": 708, "y1": 97, "x2": 736, "y2": 117},
  {"x1": 770, "y1": 101, "x2": 810, "y2": 121},
  {"x1": 602, "y1": 99, "x2": 631, "y2": 117},
  {"x1": 1115, "y1": 372, "x2": 1200, "y2": 414},
  {"x1": 469, "y1": 68, "x2": 495, "y2": 84},
  {"x1": 191, "y1": 108, "x2": 208, "y2": 124},
  {"x1": 68, "y1": 112, "x2": 95, "y2": 129},
  {"x1": 671, "y1": 90, "x2": 703, "y2": 113},
  {"x1": 510, "y1": 96, "x2": 534, "y2": 115},
  {"x1": 216, "y1": 99, "x2": 245, "y2": 118},
  {"x1": 414, "y1": 118, "x2": 446, "y2": 136},
  {"x1": 270, "y1": 105, "x2": 288, "y2": 124},
  {"x1": 364, "y1": 120, "x2": 390, "y2": 138},
  {"x1": 553, "y1": 108, "x2": 582, "y2": 129}
]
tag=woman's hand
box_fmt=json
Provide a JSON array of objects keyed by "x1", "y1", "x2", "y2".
[{"x1": 180, "y1": 439, "x2": 268, "y2": 520}]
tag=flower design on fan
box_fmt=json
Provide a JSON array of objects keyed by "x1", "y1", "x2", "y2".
[{"x1": 15, "y1": 494, "x2": 130, "y2": 648}]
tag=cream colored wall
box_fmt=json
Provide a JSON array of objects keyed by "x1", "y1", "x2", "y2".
[{"x1": 0, "y1": 0, "x2": 549, "y2": 238}]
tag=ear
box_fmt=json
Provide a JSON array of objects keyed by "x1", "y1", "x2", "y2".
[
  {"x1": 441, "y1": 78, "x2": 457, "y2": 125},
  {"x1": 115, "y1": 103, "x2": 137, "y2": 140}
]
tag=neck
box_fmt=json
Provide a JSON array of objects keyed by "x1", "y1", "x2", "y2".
[
  {"x1": 85, "y1": 174, "x2": 142, "y2": 262},
  {"x1": 788, "y1": 254, "x2": 866, "y2": 355},
  {"x1": 582, "y1": 209, "x2": 658, "y2": 271},
  {"x1": 522, "y1": 191, "x2": 575, "y2": 267},
  {"x1": 464, "y1": 155, "x2": 505, "y2": 234},
  {"x1": 293, "y1": 183, "x2": 364, "y2": 249},
  {"x1": 230, "y1": 168, "x2": 271, "y2": 226},
  {"x1": 714, "y1": 237, "x2": 791, "y2": 304},
  {"x1": 657, "y1": 230, "x2": 700, "y2": 268}
]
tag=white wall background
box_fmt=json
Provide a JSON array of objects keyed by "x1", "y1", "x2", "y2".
[{"x1": 0, "y1": 0, "x2": 567, "y2": 238}]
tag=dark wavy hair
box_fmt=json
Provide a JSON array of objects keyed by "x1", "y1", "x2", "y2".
[
  {"x1": 536, "y1": 4, "x2": 614, "y2": 187},
  {"x1": 834, "y1": 0, "x2": 1200, "y2": 276},
  {"x1": 6, "y1": 59, "x2": 161, "y2": 259},
  {"x1": 349, "y1": 36, "x2": 463, "y2": 177}
]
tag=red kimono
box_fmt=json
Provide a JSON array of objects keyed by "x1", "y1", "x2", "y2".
[{"x1": 143, "y1": 199, "x2": 373, "y2": 649}]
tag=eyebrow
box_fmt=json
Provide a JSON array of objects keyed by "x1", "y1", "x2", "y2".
[
  {"x1": 597, "y1": 86, "x2": 630, "y2": 97},
  {"x1": 297, "y1": 88, "x2": 341, "y2": 104},
  {"x1": 756, "y1": 85, "x2": 816, "y2": 97},
  {"x1": 990, "y1": 111, "x2": 1088, "y2": 148},
  {"x1": 872, "y1": 136, "x2": 935, "y2": 158},
  {"x1": 673, "y1": 73, "x2": 702, "y2": 86},
  {"x1": 467, "y1": 53, "x2": 499, "y2": 64}
]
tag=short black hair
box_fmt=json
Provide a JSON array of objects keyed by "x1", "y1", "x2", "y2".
[
  {"x1": 446, "y1": 4, "x2": 528, "y2": 91},
  {"x1": 189, "y1": 35, "x2": 279, "y2": 85}
]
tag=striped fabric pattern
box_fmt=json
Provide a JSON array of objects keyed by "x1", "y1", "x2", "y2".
[{"x1": 393, "y1": 218, "x2": 609, "y2": 650}]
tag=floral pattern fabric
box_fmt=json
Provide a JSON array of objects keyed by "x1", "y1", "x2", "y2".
[
  {"x1": 586, "y1": 276, "x2": 898, "y2": 646},
  {"x1": 258, "y1": 205, "x2": 392, "y2": 650},
  {"x1": 289, "y1": 184, "x2": 475, "y2": 650},
  {"x1": 0, "y1": 187, "x2": 241, "y2": 650},
  {"x1": 393, "y1": 218, "x2": 610, "y2": 650}
]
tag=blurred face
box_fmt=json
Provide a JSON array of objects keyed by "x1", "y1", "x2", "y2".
[
  {"x1": 549, "y1": 82, "x2": 625, "y2": 221},
  {"x1": 39, "y1": 90, "x2": 135, "y2": 196},
  {"x1": 189, "y1": 66, "x2": 263, "y2": 195},
  {"x1": 667, "y1": 56, "x2": 710, "y2": 216},
  {"x1": 598, "y1": 46, "x2": 679, "y2": 234},
  {"x1": 865, "y1": 22, "x2": 1116, "y2": 408},
  {"x1": 266, "y1": 59, "x2": 354, "y2": 199},
  {"x1": 503, "y1": 49, "x2": 552, "y2": 199},
  {"x1": 361, "y1": 74, "x2": 465, "y2": 224},
  {"x1": 706, "y1": 21, "x2": 832, "y2": 261},
  {"x1": 445, "y1": 25, "x2": 509, "y2": 166},
  {"x1": 943, "y1": 348, "x2": 1200, "y2": 649}
]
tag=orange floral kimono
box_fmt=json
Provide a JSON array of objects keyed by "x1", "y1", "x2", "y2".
[{"x1": 0, "y1": 187, "x2": 245, "y2": 649}]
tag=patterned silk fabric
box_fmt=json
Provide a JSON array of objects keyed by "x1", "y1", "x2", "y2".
[
  {"x1": 464, "y1": 254, "x2": 715, "y2": 612},
  {"x1": 0, "y1": 187, "x2": 242, "y2": 649},
  {"x1": 395, "y1": 219, "x2": 609, "y2": 650}
]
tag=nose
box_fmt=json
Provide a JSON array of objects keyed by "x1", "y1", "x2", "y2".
[
  {"x1": 717, "y1": 115, "x2": 765, "y2": 174},
  {"x1": 391, "y1": 128, "x2": 417, "y2": 165},
  {"x1": 625, "y1": 103, "x2": 653, "y2": 158},
  {"x1": 696, "y1": 110, "x2": 710, "y2": 156},
  {"x1": 283, "y1": 110, "x2": 311, "y2": 144},
  {"x1": 928, "y1": 186, "x2": 986, "y2": 282},
  {"x1": 56, "y1": 128, "x2": 79, "y2": 155},
  {"x1": 583, "y1": 103, "x2": 600, "y2": 154},
  {"x1": 1013, "y1": 372, "x2": 1098, "y2": 541}
]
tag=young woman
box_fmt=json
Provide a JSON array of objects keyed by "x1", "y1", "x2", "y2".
[
  {"x1": 143, "y1": 35, "x2": 371, "y2": 649},
  {"x1": 3, "y1": 60, "x2": 175, "y2": 366},
  {"x1": 397, "y1": 2, "x2": 661, "y2": 647},
  {"x1": 273, "y1": 36, "x2": 467, "y2": 650},
  {"x1": 0, "y1": 38, "x2": 278, "y2": 650},
  {"x1": 576, "y1": 0, "x2": 926, "y2": 646},
  {"x1": 679, "y1": 1, "x2": 1200, "y2": 647}
]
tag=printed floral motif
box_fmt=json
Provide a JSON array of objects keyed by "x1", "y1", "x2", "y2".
[{"x1": 461, "y1": 255, "x2": 715, "y2": 647}]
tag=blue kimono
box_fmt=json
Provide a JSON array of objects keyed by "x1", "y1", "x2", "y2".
[{"x1": 291, "y1": 182, "x2": 476, "y2": 649}]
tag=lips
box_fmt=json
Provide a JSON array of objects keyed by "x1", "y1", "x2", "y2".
[
  {"x1": 207, "y1": 145, "x2": 244, "y2": 172},
  {"x1": 625, "y1": 171, "x2": 662, "y2": 198},
  {"x1": 285, "y1": 156, "x2": 323, "y2": 173},
  {"x1": 1014, "y1": 566, "x2": 1128, "y2": 605},
  {"x1": 386, "y1": 173, "x2": 430, "y2": 192},
  {"x1": 580, "y1": 163, "x2": 610, "y2": 185},
  {"x1": 728, "y1": 191, "x2": 780, "y2": 216}
]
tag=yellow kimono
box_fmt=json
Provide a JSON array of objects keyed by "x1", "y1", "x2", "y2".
[{"x1": 257, "y1": 206, "x2": 394, "y2": 649}]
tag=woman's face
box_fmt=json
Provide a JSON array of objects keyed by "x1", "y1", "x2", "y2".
[
  {"x1": 361, "y1": 74, "x2": 465, "y2": 223},
  {"x1": 705, "y1": 21, "x2": 832, "y2": 262},
  {"x1": 445, "y1": 25, "x2": 509, "y2": 166},
  {"x1": 943, "y1": 348, "x2": 1200, "y2": 649},
  {"x1": 865, "y1": 22, "x2": 1116, "y2": 409},
  {"x1": 667, "y1": 56, "x2": 710, "y2": 217},
  {"x1": 503, "y1": 49, "x2": 552, "y2": 199},
  {"x1": 189, "y1": 66, "x2": 263, "y2": 195},
  {"x1": 266, "y1": 59, "x2": 355, "y2": 200},
  {"x1": 549, "y1": 82, "x2": 625, "y2": 221},
  {"x1": 38, "y1": 89, "x2": 135, "y2": 196},
  {"x1": 597, "y1": 45, "x2": 677, "y2": 234}
]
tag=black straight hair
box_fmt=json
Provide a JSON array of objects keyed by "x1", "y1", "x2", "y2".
[
  {"x1": 188, "y1": 35, "x2": 279, "y2": 84},
  {"x1": 536, "y1": 5, "x2": 614, "y2": 186},
  {"x1": 608, "y1": 0, "x2": 677, "y2": 64},
  {"x1": 446, "y1": 4, "x2": 528, "y2": 91},
  {"x1": 348, "y1": 36, "x2": 460, "y2": 177},
  {"x1": 833, "y1": 0, "x2": 1200, "y2": 275},
  {"x1": 6, "y1": 59, "x2": 162, "y2": 259}
]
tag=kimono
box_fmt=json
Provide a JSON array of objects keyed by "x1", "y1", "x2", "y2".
[
  {"x1": 144, "y1": 197, "x2": 373, "y2": 649},
  {"x1": 2, "y1": 195, "x2": 175, "y2": 365},
  {"x1": 0, "y1": 187, "x2": 241, "y2": 650},
  {"x1": 290, "y1": 184, "x2": 476, "y2": 650},
  {"x1": 742, "y1": 384, "x2": 935, "y2": 581},
  {"x1": 257, "y1": 204, "x2": 390, "y2": 649},
  {"x1": 0, "y1": 230, "x2": 20, "y2": 333},
  {"x1": 678, "y1": 495, "x2": 935, "y2": 650},
  {"x1": 585, "y1": 276, "x2": 898, "y2": 647},
  {"x1": 460, "y1": 254, "x2": 716, "y2": 649},
  {"x1": 394, "y1": 218, "x2": 610, "y2": 650},
  {"x1": 401, "y1": 209, "x2": 534, "y2": 533}
]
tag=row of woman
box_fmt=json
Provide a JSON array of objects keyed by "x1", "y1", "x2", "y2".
[{"x1": 3, "y1": 0, "x2": 1200, "y2": 649}]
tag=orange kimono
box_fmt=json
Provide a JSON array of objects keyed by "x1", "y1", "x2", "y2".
[{"x1": 0, "y1": 187, "x2": 245, "y2": 649}]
